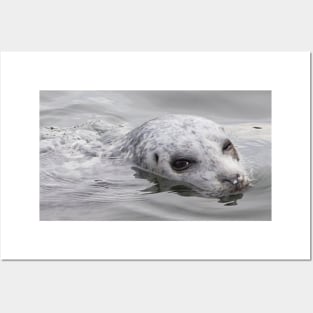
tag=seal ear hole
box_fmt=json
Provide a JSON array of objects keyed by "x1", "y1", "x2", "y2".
[{"x1": 154, "y1": 153, "x2": 159, "y2": 164}]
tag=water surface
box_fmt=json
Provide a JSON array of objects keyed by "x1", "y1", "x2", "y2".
[{"x1": 40, "y1": 91, "x2": 271, "y2": 220}]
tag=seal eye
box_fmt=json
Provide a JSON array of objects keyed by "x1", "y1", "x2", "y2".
[
  {"x1": 171, "y1": 159, "x2": 192, "y2": 171},
  {"x1": 222, "y1": 139, "x2": 240, "y2": 161},
  {"x1": 222, "y1": 139, "x2": 233, "y2": 152}
]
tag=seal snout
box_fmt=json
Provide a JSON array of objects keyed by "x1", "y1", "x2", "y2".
[{"x1": 218, "y1": 173, "x2": 247, "y2": 192}]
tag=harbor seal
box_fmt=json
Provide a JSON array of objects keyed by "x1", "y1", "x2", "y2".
[{"x1": 109, "y1": 114, "x2": 250, "y2": 196}]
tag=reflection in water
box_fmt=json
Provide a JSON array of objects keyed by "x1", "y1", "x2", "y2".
[{"x1": 133, "y1": 166, "x2": 245, "y2": 205}]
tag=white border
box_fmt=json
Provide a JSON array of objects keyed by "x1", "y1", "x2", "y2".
[{"x1": 0, "y1": 52, "x2": 310, "y2": 260}]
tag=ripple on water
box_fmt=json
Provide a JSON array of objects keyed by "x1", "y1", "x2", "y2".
[{"x1": 40, "y1": 95, "x2": 271, "y2": 221}]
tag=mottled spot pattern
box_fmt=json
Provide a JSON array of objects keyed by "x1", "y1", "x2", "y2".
[{"x1": 109, "y1": 114, "x2": 249, "y2": 195}]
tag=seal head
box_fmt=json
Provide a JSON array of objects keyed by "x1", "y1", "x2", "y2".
[{"x1": 111, "y1": 114, "x2": 249, "y2": 196}]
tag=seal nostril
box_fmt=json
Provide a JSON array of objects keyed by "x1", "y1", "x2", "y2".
[
  {"x1": 237, "y1": 174, "x2": 244, "y2": 182},
  {"x1": 220, "y1": 174, "x2": 243, "y2": 186},
  {"x1": 221, "y1": 178, "x2": 234, "y2": 185}
]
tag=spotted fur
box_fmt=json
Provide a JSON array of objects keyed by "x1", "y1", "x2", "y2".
[{"x1": 109, "y1": 114, "x2": 249, "y2": 195}]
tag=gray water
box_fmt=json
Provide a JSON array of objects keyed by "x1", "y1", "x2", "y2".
[{"x1": 40, "y1": 91, "x2": 271, "y2": 220}]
